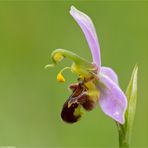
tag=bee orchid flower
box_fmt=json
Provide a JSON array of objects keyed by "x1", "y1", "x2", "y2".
[{"x1": 46, "y1": 6, "x2": 127, "y2": 124}]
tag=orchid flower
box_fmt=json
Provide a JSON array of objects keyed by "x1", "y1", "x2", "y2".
[{"x1": 46, "y1": 6, "x2": 127, "y2": 124}]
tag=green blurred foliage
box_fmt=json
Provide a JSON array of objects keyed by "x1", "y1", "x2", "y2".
[{"x1": 0, "y1": 1, "x2": 147, "y2": 147}]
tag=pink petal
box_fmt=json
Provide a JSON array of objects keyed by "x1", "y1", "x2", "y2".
[
  {"x1": 101, "y1": 66, "x2": 118, "y2": 84},
  {"x1": 98, "y1": 73, "x2": 127, "y2": 124},
  {"x1": 70, "y1": 6, "x2": 101, "y2": 68}
]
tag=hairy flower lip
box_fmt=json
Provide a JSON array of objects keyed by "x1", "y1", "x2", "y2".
[
  {"x1": 61, "y1": 77, "x2": 99, "y2": 123},
  {"x1": 61, "y1": 100, "x2": 81, "y2": 123}
]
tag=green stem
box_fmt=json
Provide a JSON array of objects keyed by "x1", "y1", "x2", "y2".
[
  {"x1": 116, "y1": 122, "x2": 129, "y2": 148},
  {"x1": 119, "y1": 135, "x2": 129, "y2": 148}
]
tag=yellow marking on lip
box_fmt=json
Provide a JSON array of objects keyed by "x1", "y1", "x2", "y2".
[{"x1": 73, "y1": 105, "x2": 82, "y2": 117}]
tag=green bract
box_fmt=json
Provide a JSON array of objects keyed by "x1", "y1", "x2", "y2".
[{"x1": 116, "y1": 65, "x2": 138, "y2": 148}]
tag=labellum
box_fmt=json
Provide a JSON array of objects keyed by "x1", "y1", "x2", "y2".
[{"x1": 61, "y1": 76, "x2": 99, "y2": 123}]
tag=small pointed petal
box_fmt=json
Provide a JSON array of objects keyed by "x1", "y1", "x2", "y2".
[
  {"x1": 70, "y1": 6, "x2": 101, "y2": 68},
  {"x1": 101, "y1": 67, "x2": 118, "y2": 84},
  {"x1": 98, "y1": 73, "x2": 127, "y2": 124}
]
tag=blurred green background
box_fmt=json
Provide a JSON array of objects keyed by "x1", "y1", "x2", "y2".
[{"x1": 0, "y1": 1, "x2": 147, "y2": 147}]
